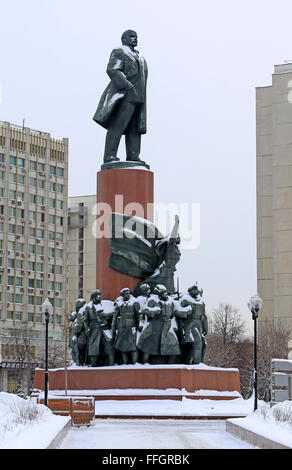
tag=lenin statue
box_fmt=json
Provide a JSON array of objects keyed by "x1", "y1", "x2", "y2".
[{"x1": 93, "y1": 30, "x2": 148, "y2": 165}]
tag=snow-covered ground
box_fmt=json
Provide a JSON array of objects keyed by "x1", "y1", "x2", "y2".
[
  {"x1": 0, "y1": 392, "x2": 70, "y2": 449},
  {"x1": 94, "y1": 396, "x2": 253, "y2": 417},
  {"x1": 228, "y1": 401, "x2": 292, "y2": 448},
  {"x1": 60, "y1": 419, "x2": 256, "y2": 449}
]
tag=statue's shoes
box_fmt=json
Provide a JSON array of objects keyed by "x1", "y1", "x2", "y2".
[{"x1": 104, "y1": 156, "x2": 120, "y2": 163}]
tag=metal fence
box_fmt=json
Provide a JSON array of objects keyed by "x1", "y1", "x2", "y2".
[{"x1": 271, "y1": 359, "x2": 292, "y2": 404}]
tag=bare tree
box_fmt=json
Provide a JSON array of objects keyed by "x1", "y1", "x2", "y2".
[
  {"x1": 210, "y1": 303, "x2": 246, "y2": 344},
  {"x1": 257, "y1": 320, "x2": 291, "y2": 401}
]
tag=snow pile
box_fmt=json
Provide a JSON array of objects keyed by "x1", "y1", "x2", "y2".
[
  {"x1": 0, "y1": 392, "x2": 70, "y2": 449},
  {"x1": 94, "y1": 396, "x2": 254, "y2": 417},
  {"x1": 229, "y1": 400, "x2": 292, "y2": 448}
]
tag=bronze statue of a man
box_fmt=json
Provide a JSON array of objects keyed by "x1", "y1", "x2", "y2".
[
  {"x1": 111, "y1": 288, "x2": 141, "y2": 365},
  {"x1": 93, "y1": 30, "x2": 148, "y2": 165},
  {"x1": 176, "y1": 284, "x2": 208, "y2": 364},
  {"x1": 84, "y1": 290, "x2": 115, "y2": 367}
]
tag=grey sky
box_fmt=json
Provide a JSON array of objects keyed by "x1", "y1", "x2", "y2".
[{"x1": 1, "y1": 0, "x2": 291, "y2": 331}]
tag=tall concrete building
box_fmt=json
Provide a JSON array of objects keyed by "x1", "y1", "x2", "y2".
[
  {"x1": 0, "y1": 121, "x2": 68, "y2": 390},
  {"x1": 68, "y1": 195, "x2": 96, "y2": 313},
  {"x1": 257, "y1": 63, "x2": 292, "y2": 347}
]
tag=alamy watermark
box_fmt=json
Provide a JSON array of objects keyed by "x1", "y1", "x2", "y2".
[{"x1": 92, "y1": 195, "x2": 200, "y2": 250}]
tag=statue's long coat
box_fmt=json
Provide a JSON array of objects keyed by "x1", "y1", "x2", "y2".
[
  {"x1": 112, "y1": 296, "x2": 140, "y2": 353},
  {"x1": 138, "y1": 296, "x2": 180, "y2": 356},
  {"x1": 84, "y1": 301, "x2": 114, "y2": 356},
  {"x1": 93, "y1": 45, "x2": 148, "y2": 134}
]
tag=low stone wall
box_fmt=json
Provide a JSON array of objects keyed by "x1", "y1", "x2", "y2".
[
  {"x1": 226, "y1": 420, "x2": 291, "y2": 449},
  {"x1": 46, "y1": 417, "x2": 71, "y2": 449}
]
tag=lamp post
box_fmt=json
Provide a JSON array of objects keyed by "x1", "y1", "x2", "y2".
[
  {"x1": 248, "y1": 293, "x2": 263, "y2": 412},
  {"x1": 41, "y1": 298, "x2": 53, "y2": 407}
]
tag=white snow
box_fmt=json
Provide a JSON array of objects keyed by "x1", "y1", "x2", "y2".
[
  {"x1": 0, "y1": 392, "x2": 70, "y2": 449},
  {"x1": 42, "y1": 363, "x2": 239, "y2": 372},
  {"x1": 228, "y1": 400, "x2": 292, "y2": 448},
  {"x1": 40, "y1": 388, "x2": 241, "y2": 398},
  {"x1": 93, "y1": 397, "x2": 253, "y2": 418}
]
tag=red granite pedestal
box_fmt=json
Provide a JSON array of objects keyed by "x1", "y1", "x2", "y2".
[
  {"x1": 33, "y1": 365, "x2": 241, "y2": 402},
  {"x1": 96, "y1": 168, "x2": 154, "y2": 300}
]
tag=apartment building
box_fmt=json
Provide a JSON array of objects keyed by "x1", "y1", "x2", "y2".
[
  {"x1": 68, "y1": 195, "x2": 96, "y2": 313},
  {"x1": 0, "y1": 121, "x2": 68, "y2": 389}
]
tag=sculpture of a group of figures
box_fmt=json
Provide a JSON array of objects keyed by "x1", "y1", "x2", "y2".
[{"x1": 69, "y1": 283, "x2": 208, "y2": 367}]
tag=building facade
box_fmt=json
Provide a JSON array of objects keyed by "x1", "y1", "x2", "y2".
[
  {"x1": 257, "y1": 63, "x2": 292, "y2": 353},
  {"x1": 0, "y1": 121, "x2": 68, "y2": 390},
  {"x1": 68, "y1": 195, "x2": 96, "y2": 313}
]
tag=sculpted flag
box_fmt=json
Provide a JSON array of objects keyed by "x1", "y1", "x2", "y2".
[{"x1": 109, "y1": 212, "x2": 176, "y2": 278}]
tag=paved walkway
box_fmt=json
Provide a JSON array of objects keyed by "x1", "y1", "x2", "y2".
[{"x1": 60, "y1": 419, "x2": 257, "y2": 449}]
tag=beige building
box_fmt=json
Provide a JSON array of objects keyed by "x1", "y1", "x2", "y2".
[
  {"x1": 68, "y1": 195, "x2": 96, "y2": 313},
  {"x1": 0, "y1": 121, "x2": 68, "y2": 390},
  {"x1": 257, "y1": 62, "x2": 292, "y2": 348}
]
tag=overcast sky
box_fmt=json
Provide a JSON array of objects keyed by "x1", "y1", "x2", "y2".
[{"x1": 2, "y1": 0, "x2": 292, "y2": 332}]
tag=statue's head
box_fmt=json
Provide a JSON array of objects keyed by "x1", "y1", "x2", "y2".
[
  {"x1": 121, "y1": 30, "x2": 138, "y2": 48},
  {"x1": 188, "y1": 284, "x2": 200, "y2": 299},
  {"x1": 139, "y1": 284, "x2": 151, "y2": 298},
  {"x1": 90, "y1": 290, "x2": 101, "y2": 305},
  {"x1": 75, "y1": 298, "x2": 86, "y2": 313},
  {"x1": 154, "y1": 284, "x2": 168, "y2": 301},
  {"x1": 120, "y1": 287, "x2": 131, "y2": 301}
]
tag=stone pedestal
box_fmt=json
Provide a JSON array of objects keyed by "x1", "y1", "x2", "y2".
[
  {"x1": 33, "y1": 365, "x2": 241, "y2": 401},
  {"x1": 96, "y1": 167, "x2": 154, "y2": 300}
]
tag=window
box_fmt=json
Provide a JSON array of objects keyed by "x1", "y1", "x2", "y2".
[
  {"x1": 28, "y1": 296, "x2": 42, "y2": 306},
  {"x1": 10, "y1": 190, "x2": 16, "y2": 200},
  {"x1": 8, "y1": 294, "x2": 22, "y2": 304},
  {"x1": 56, "y1": 200, "x2": 63, "y2": 210},
  {"x1": 29, "y1": 228, "x2": 35, "y2": 238},
  {"x1": 15, "y1": 259, "x2": 23, "y2": 269},
  {"x1": 49, "y1": 231, "x2": 55, "y2": 241},
  {"x1": 16, "y1": 242, "x2": 23, "y2": 252},
  {"x1": 55, "y1": 315, "x2": 62, "y2": 324},
  {"x1": 50, "y1": 182, "x2": 55, "y2": 192},
  {"x1": 9, "y1": 207, "x2": 16, "y2": 217},
  {"x1": 36, "y1": 245, "x2": 44, "y2": 255},
  {"x1": 30, "y1": 161, "x2": 37, "y2": 171},
  {"x1": 57, "y1": 183, "x2": 64, "y2": 194},
  {"x1": 56, "y1": 232, "x2": 63, "y2": 242},
  {"x1": 17, "y1": 208, "x2": 24, "y2": 218},
  {"x1": 29, "y1": 244, "x2": 35, "y2": 254},
  {"x1": 16, "y1": 225, "x2": 24, "y2": 236},
  {"x1": 57, "y1": 167, "x2": 64, "y2": 177},
  {"x1": 56, "y1": 216, "x2": 63, "y2": 226},
  {"x1": 8, "y1": 259, "x2": 15, "y2": 268},
  {"x1": 0, "y1": 188, "x2": 4, "y2": 197},
  {"x1": 17, "y1": 191, "x2": 24, "y2": 202},
  {"x1": 37, "y1": 212, "x2": 45, "y2": 223},
  {"x1": 8, "y1": 276, "x2": 22, "y2": 286},
  {"x1": 10, "y1": 156, "x2": 16, "y2": 166},
  {"x1": 30, "y1": 194, "x2": 36, "y2": 204},
  {"x1": 38, "y1": 195, "x2": 44, "y2": 206},
  {"x1": 48, "y1": 281, "x2": 54, "y2": 291},
  {"x1": 49, "y1": 199, "x2": 55, "y2": 209},
  {"x1": 28, "y1": 261, "x2": 35, "y2": 271},
  {"x1": 55, "y1": 265, "x2": 62, "y2": 275},
  {"x1": 28, "y1": 313, "x2": 42, "y2": 323},
  {"x1": 38, "y1": 179, "x2": 45, "y2": 189},
  {"x1": 36, "y1": 229, "x2": 44, "y2": 239},
  {"x1": 8, "y1": 241, "x2": 14, "y2": 250},
  {"x1": 48, "y1": 248, "x2": 54, "y2": 257},
  {"x1": 0, "y1": 154, "x2": 4, "y2": 163},
  {"x1": 0, "y1": 222, "x2": 3, "y2": 232},
  {"x1": 9, "y1": 173, "x2": 16, "y2": 183},
  {"x1": 49, "y1": 215, "x2": 55, "y2": 225},
  {"x1": 39, "y1": 163, "x2": 45, "y2": 172},
  {"x1": 0, "y1": 171, "x2": 4, "y2": 180},
  {"x1": 56, "y1": 249, "x2": 62, "y2": 259},
  {"x1": 50, "y1": 165, "x2": 56, "y2": 176},
  {"x1": 18, "y1": 175, "x2": 25, "y2": 185},
  {"x1": 30, "y1": 177, "x2": 36, "y2": 187},
  {"x1": 29, "y1": 211, "x2": 35, "y2": 221},
  {"x1": 17, "y1": 157, "x2": 24, "y2": 168},
  {"x1": 55, "y1": 282, "x2": 62, "y2": 292},
  {"x1": 36, "y1": 263, "x2": 43, "y2": 272}
]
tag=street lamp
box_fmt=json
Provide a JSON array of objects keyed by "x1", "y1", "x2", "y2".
[
  {"x1": 248, "y1": 293, "x2": 263, "y2": 412},
  {"x1": 41, "y1": 298, "x2": 53, "y2": 407}
]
